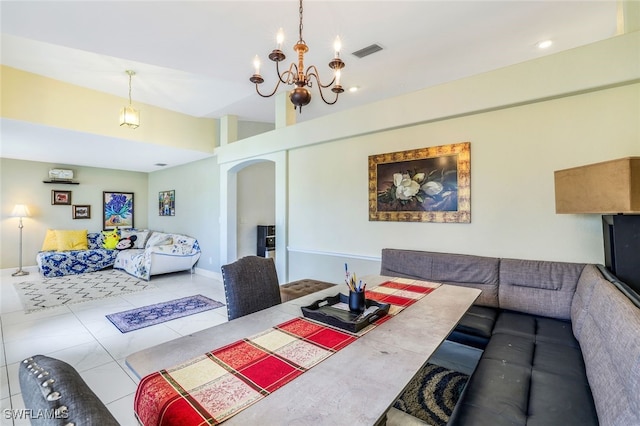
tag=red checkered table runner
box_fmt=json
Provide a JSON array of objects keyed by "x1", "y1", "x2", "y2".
[{"x1": 134, "y1": 279, "x2": 440, "y2": 425}]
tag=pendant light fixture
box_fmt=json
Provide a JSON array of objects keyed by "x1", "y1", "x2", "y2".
[
  {"x1": 249, "y1": 0, "x2": 345, "y2": 113},
  {"x1": 119, "y1": 70, "x2": 140, "y2": 129}
]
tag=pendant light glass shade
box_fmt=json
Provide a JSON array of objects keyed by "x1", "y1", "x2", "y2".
[
  {"x1": 119, "y1": 105, "x2": 140, "y2": 129},
  {"x1": 120, "y1": 70, "x2": 140, "y2": 129}
]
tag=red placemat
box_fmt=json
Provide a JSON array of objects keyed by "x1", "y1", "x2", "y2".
[{"x1": 134, "y1": 279, "x2": 440, "y2": 425}]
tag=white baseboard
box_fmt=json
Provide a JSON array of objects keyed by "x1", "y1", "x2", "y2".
[
  {"x1": 194, "y1": 267, "x2": 222, "y2": 281},
  {"x1": 287, "y1": 247, "x2": 381, "y2": 262},
  {"x1": 1, "y1": 266, "x2": 223, "y2": 281}
]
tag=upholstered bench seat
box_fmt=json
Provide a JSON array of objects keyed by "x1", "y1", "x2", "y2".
[
  {"x1": 381, "y1": 248, "x2": 640, "y2": 425},
  {"x1": 447, "y1": 305, "x2": 498, "y2": 349},
  {"x1": 449, "y1": 311, "x2": 598, "y2": 426},
  {"x1": 280, "y1": 279, "x2": 336, "y2": 302}
]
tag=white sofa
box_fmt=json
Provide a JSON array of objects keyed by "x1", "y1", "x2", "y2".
[{"x1": 114, "y1": 231, "x2": 201, "y2": 280}]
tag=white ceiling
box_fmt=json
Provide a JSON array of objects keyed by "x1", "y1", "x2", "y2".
[{"x1": 0, "y1": 1, "x2": 619, "y2": 172}]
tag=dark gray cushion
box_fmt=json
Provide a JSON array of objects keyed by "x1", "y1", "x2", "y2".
[
  {"x1": 221, "y1": 256, "x2": 282, "y2": 320},
  {"x1": 574, "y1": 273, "x2": 640, "y2": 425},
  {"x1": 18, "y1": 355, "x2": 119, "y2": 425},
  {"x1": 447, "y1": 305, "x2": 498, "y2": 349},
  {"x1": 499, "y1": 258, "x2": 585, "y2": 320},
  {"x1": 450, "y1": 312, "x2": 598, "y2": 426},
  {"x1": 380, "y1": 248, "x2": 500, "y2": 307}
]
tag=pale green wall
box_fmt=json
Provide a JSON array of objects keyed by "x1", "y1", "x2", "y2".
[
  {"x1": 286, "y1": 84, "x2": 639, "y2": 282},
  {"x1": 238, "y1": 121, "x2": 275, "y2": 141},
  {"x1": 0, "y1": 158, "x2": 148, "y2": 269},
  {"x1": 217, "y1": 32, "x2": 640, "y2": 284},
  {"x1": 2, "y1": 32, "x2": 638, "y2": 284},
  {"x1": 147, "y1": 157, "x2": 220, "y2": 273}
]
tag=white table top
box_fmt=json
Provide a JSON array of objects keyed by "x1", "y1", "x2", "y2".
[{"x1": 125, "y1": 275, "x2": 480, "y2": 425}]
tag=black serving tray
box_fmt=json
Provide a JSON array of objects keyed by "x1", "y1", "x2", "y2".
[{"x1": 301, "y1": 293, "x2": 390, "y2": 333}]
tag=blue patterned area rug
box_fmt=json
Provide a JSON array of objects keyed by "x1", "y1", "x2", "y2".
[{"x1": 106, "y1": 295, "x2": 224, "y2": 333}]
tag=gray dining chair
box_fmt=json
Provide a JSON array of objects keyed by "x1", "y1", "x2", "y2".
[{"x1": 221, "y1": 256, "x2": 282, "y2": 320}]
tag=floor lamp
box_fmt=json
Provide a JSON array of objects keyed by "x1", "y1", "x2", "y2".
[{"x1": 11, "y1": 204, "x2": 31, "y2": 277}]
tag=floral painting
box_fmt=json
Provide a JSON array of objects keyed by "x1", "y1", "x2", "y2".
[
  {"x1": 103, "y1": 191, "x2": 134, "y2": 230},
  {"x1": 368, "y1": 142, "x2": 470, "y2": 222}
]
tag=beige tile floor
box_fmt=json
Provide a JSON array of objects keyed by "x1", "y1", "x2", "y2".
[
  {"x1": 0, "y1": 268, "x2": 228, "y2": 426},
  {"x1": 0, "y1": 267, "x2": 460, "y2": 425}
]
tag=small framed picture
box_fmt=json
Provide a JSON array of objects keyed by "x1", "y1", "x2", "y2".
[
  {"x1": 159, "y1": 190, "x2": 175, "y2": 216},
  {"x1": 52, "y1": 190, "x2": 72, "y2": 205},
  {"x1": 72, "y1": 205, "x2": 91, "y2": 219}
]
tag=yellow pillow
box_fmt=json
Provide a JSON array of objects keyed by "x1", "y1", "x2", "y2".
[
  {"x1": 41, "y1": 229, "x2": 58, "y2": 251},
  {"x1": 55, "y1": 229, "x2": 88, "y2": 251}
]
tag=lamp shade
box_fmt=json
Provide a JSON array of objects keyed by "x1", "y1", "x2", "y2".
[
  {"x1": 11, "y1": 204, "x2": 31, "y2": 218},
  {"x1": 554, "y1": 157, "x2": 640, "y2": 214},
  {"x1": 120, "y1": 106, "x2": 140, "y2": 129}
]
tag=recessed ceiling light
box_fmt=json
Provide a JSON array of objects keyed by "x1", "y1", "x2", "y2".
[
  {"x1": 536, "y1": 40, "x2": 553, "y2": 50},
  {"x1": 154, "y1": 163, "x2": 168, "y2": 167},
  {"x1": 348, "y1": 86, "x2": 360, "y2": 93}
]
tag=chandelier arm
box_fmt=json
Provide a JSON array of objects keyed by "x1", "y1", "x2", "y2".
[
  {"x1": 278, "y1": 62, "x2": 299, "y2": 85},
  {"x1": 308, "y1": 73, "x2": 340, "y2": 105},
  {"x1": 255, "y1": 79, "x2": 283, "y2": 98},
  {"x1": 306, "y1": 66, "x2": 336, "y2": 89}
]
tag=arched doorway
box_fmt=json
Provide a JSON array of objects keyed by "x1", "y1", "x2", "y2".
[{"x1": 219, "y1": 151, "x2": 288, "y2": 282}]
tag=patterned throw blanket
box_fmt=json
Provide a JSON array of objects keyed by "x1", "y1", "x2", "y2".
[{"x1": 134, "y1": 279, "x2": 440, "y2": 425}]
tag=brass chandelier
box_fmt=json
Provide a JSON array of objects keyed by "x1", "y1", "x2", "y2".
[{"x1": 249, "y1": 0, "x2": 345, "y2": 112}]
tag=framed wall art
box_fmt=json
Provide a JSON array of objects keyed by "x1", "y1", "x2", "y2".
[
  {"x1": 368, "y1": 142, "x2": 471, "y2": 223},
  {"x1": 72, "y1": 205, "x2": 91, "y2": 219},
  {"x1": 103, "y1": 191, "x2": 134, "y2": 230},
  {"x1": 51, "y1": 190, "x2": 72, "y2": 205},
  {"x1": 159, "y1": 190, "x2": 175, "y2": 216}
]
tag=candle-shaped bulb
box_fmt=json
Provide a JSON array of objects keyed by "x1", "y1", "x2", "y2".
[
  {"x1": 333, "y1": 36, "x2": 342, "y2": 57},
  {"x1": 253, "y1": 55, "x2": 261, "y2": 75},
  {"x1": 276, "y1": 28, "x2": 284, "y2": 49}
]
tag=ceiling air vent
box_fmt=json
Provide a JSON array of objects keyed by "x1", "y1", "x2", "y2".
[{"x1": 351, "y1": 43, "x2": 383, "y2": 59}]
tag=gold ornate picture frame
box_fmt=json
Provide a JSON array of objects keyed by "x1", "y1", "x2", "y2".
[{"x1": 368, "y1": 142, "x2": 471, "y2": 223}]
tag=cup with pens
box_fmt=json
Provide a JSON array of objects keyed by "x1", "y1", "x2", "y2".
[{"x1": 345, "y1": 263, "x2": 366, "y2": 313}]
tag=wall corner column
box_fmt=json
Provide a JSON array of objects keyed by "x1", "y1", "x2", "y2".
[
  {"x1": 220, "y1": 115, "x2": 238, "y2": 146},
  {"x1": 275, "y1": 92, "x2": 296, "y2": 129},
  {"x1": 617, "y1": 0, "x2": 640, "y2": 34}
]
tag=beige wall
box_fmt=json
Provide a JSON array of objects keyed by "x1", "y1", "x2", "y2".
[
  {"x1": 1, "y1": 66, "x2": 217, "y2": 152},
  {"x1": 0, "y1": 158, "x2": 148, "y2": 269}
]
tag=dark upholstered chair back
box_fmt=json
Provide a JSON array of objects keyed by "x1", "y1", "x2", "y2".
[
  {"x1": 19, "y1": 354, "x2": 119, "y2": 425},
  {"x1": 221, "y1": 256, "x2": 282, "y2": 320}
]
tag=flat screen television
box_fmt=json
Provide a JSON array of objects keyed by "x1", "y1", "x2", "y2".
[{"x1": 602, "y1": 214, "x2": 640, "y2": 298}]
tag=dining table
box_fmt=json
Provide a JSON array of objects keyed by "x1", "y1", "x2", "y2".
[{"x1": 125, "y1": 275, "x2": 481, "y2": 425}]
